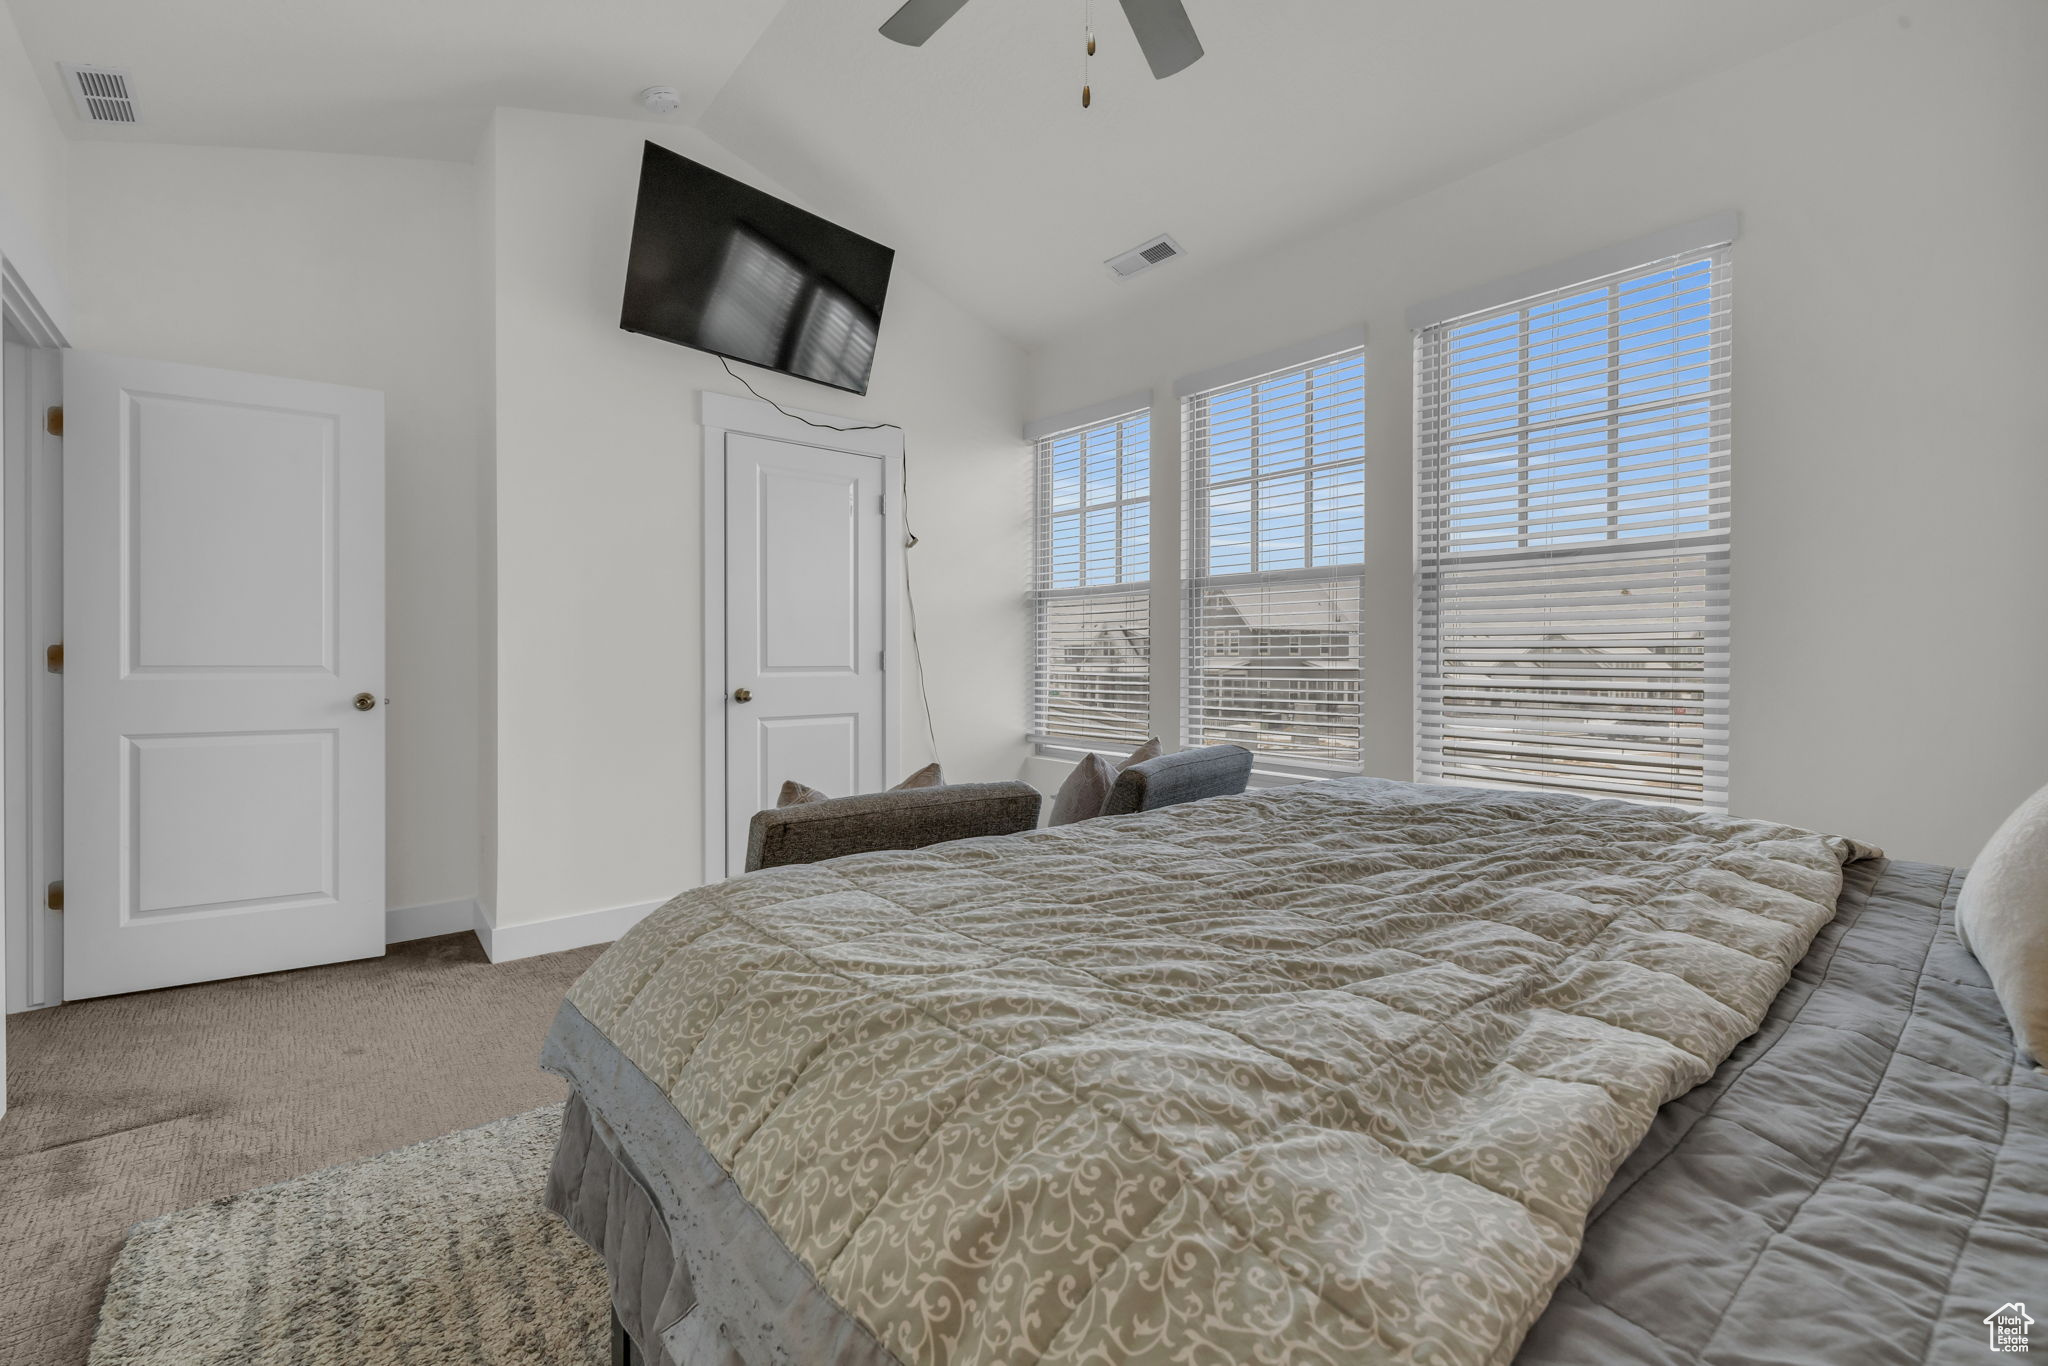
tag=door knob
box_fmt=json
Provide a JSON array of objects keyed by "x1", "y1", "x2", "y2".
[
  {"x1": 353, "y1": 692, "x2": 377, "y2": 711},
  {"x1": 732, "y1": 687, "x2": 753, "y2": 703}
]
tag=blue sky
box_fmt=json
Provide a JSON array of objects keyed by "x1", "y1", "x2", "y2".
[{"x1": 1043, "y1": 351, "x2": 1368, "y2": 590}]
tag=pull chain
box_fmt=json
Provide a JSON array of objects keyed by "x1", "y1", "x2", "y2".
[{"x1": 1082, "y1": 0, "x2": 1094, "y2": 107}]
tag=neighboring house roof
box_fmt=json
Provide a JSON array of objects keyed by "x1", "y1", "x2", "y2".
[
  {"x1": 1200, "y1": 656, "x2": 1355, "y2": 673},
  {"x1": 1210, "y1": 586, "x2": 1358, "y2": 630}
]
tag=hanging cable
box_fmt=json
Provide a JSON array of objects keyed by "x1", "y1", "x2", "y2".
[
  {"x1": 718, "y1": 354, "x2": 900, "y2": 433},
  {"x1": 896, "y1": 455, "x2": 944, "y2": 766}
]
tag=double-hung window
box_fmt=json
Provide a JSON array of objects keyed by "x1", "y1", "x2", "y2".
[
  {"x1": 1031, "y1": 409, "x2": 1152, "y2": 746},
  {"x1": 1415, "y1": 242, "x2": 1732, "y2": 807},
  {"x1": 1182, "y1": 347, "x2": 1367, "y2": 771}
]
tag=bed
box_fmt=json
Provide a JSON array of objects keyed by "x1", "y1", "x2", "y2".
[{"x1": 540, "y1": 778, "x2": 2046, "y2": 1366}]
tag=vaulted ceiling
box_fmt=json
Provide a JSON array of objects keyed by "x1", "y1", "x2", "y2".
[
  {"x1": 4, "y1": 0, "x2": 788, "y2": 157},
  {"x1": 7, "y1": 0, "x2": 1881, "y2": 342}
]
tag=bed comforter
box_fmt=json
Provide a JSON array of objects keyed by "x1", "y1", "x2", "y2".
[{"x1": 546, "y1": 778, "x2": 1875, "y2": 1365}]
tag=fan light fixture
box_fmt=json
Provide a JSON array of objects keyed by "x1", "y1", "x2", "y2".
[{"x1": 880, "y1": 0, "x2": 1203, "y2": 108}]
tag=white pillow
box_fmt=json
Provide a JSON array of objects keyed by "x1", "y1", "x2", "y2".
[{"x1": 1956, "y1": 781, "x2": 2048, "y2": 1069}]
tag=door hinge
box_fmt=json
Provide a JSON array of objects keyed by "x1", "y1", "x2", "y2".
[
  {"x1": 45, "y1": 406, "x2": 63, "y2": 437},
  {"x1": 46, "y1": 641, "x2": 63, "y2": 673},
  {"x1": 46, "y1": 880, "x2": 63, "y2": 912},
  {"x1": 879, "y1": 649, "x2": 886, "y2": 672},
  {"x1": 878, "y1": 492, "x2": 886, "y2": 516}
]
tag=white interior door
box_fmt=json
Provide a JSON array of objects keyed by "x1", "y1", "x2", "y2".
[
  {"x1": 724, "y1": 432, "x2": 885, "y2": 871},
  {"x1": 62, "y1": 352, "x2": 384, "y2": 999}
]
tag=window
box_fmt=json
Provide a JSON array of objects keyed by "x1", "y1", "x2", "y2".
[
  {"x1": 1182, "y1": 348, "x2": 1366, "y2": 770},
  {"x1": 1032, "y1": 409, "x2": 1152, "y2": 745},
  {"x1": 1415, "y1": 244, "x2": 1732, "y2": 807}
]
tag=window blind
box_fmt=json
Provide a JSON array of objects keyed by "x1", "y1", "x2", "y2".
[
  {"x1": 1032, "y1": 409, "x2": 1152, "y2": 746},
  {"x1": 1183, "y1": 348, "x2": 1366, "y2": 770},
  {"x1": 1415, "y1": 246, "x2": 1732, "y2": 808}
]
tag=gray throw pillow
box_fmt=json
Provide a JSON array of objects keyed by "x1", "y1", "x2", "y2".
[
  {"x1": 776, "y1": 764, "x2": 944, "y2": 809},
  {"x1": 893, "y1": 762, "x2": 944, "y2": 790},
  {"x1": 1049, "y1": 752, "x2": 1117, "y2": 826},
  {"x1": 1121, "y1": 737, "x2": 1163, "y2": 770},
  {"x1": 1048, "y1": 738, "x2": 1161, "y2": 826}
]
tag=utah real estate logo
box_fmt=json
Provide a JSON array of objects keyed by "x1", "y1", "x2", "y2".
[{"x1": 1985, "y1": 1303, "x2": 2034, "y2": 1353}]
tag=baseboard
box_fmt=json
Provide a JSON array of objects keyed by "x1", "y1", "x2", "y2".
[
  {"x1": 385, "y1": 897, "x2": 480, "y2": 945},
  {"x1": 474, "y1": 898, "x2": 665, "y2": 964},
  {"x1": 386, "y1": 894, "x2": 663, "y2": 962}
]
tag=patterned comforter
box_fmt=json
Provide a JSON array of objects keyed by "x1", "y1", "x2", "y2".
[{"x1": 557, "y1": 778, "x2": 1874, "y2": 1365}]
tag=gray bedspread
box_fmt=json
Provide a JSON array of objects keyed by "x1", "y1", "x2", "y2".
[
  {"x1": 1519, "y1": 857, "x2": 2048, "y2": 1364},
  {"x1": 544, "y1": 846, "x2": 2047, "y2": 1365}
]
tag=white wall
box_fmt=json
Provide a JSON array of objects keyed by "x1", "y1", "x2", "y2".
[
  {"x1": 0, "y1": 0, "x2": 69, "y2": 323},
  {"x1": 483, "y1": 108, "x2": 1028, "y2": 928},
  {"x1": 15, "y1": 100, "x2": 1029, "y2": 948},
  {"x1": 64, "y1": 141, "x2": 485, "y2": 915},
  {"x1": 1026, "y1": 0, "x2": 2048, "y2": 867}
]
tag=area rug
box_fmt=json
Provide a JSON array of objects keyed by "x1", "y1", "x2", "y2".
[{"x1": 88, "y1": 1106, "x2": 607, "y2": 1365}]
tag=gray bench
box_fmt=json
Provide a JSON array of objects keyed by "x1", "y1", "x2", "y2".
[
  {"x1": 744, "y1": 780, "x2": 1043, "y2": 873},
  {"x1": 1099, "y1": 743, "x2": 1253, "y2": 818}
]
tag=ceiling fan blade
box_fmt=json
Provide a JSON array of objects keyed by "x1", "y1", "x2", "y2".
[
  {"x1": 1117, "y1": 0, "x2": 1204, "y2": 78},
  {"x1": 879, "y1": 0, "x2": 975, "y2": 46}
]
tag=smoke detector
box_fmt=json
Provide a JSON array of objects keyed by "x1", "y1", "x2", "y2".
[
  {"x1": 638, "y1": 86, "x2": 682, "y2": 116},
  {"x1": 1105, "y1": 232, "x2": 1184, "y2": 281},
  {"x1": 60, "y1": 63, "x2": 139, "y2": 124}
]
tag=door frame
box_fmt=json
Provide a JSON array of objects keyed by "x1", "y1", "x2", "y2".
[
  {"x1": 2, "y1": 249, "x2": 69, "y2": 1017},
  {"x1": 1, "y1": 231, "x2": 71, "y2": 1118},
  {"x1": 699, "y1": 390, "x2": 903, "y2": 884},
  {"x1": 2, "y1": 337, "x2": 64, "y2": 1014}
]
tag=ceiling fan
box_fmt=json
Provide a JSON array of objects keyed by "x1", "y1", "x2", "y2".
[{"x1": 879, "y1": 0, "x2": 1204, "y2": 81}]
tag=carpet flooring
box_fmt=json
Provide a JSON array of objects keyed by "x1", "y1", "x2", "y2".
[
  {"x1": 0, "y1": 933, "x2": 604, "y2": 1366},
  {"x1": 88, "y1": 1106, "x2": 606, "y2": 1366}
]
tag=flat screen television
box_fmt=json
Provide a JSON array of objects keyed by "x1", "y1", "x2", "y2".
[{"x1": 620, "y1": 142, "x2": 895, "y2": 395}]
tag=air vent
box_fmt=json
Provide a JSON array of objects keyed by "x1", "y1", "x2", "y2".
[
  {"x1": 1104, "y1": 233, "x2": 1185, "y2": 281},
  {"x1": 60, "y1": 64, "x2": 139, "y2": 124}
]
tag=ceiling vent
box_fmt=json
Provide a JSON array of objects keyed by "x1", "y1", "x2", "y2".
[
  {"x1": 1105, "y1": 233, "x2": 1185, "y2": 281},
  {"x1": 60, "y1": 64, "x2": 139, "y2": 124}
]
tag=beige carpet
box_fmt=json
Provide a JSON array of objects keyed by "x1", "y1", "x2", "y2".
[
  {"x1": 89, "y1": 1106, "x2": 606, "y2": 1365},
  {"x1": 0, "y1": 933, "x2": 604, "y2": 1366}
]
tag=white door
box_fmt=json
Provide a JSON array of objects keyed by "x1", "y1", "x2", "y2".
[
  {"x1": 724, "y1": 432, "x2": 886, "y2": 871},
  {"x1": 62, "y1": 352, "x2": 384, "y2": 999}
]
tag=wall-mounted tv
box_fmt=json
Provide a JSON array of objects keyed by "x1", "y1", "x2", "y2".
[{"x1": 620, "y1": 142, "x2": 895, "y2": 396}]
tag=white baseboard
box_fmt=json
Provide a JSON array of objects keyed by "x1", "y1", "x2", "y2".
[
  {"x1": 384, "y1": 897, "x2": 480, "y2": 945},
  {"x1": 474, "y1": 898, "x2": 665, "y2": 964},
  {"x1": 388, "y1": 895, "x2": 665, "y2": 961}
]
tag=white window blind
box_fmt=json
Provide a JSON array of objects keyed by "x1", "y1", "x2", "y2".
[
  {"x1": 1416, "y1": 245, "x2": 1732, "y2": 808},
  {"x1": 1183, "y1": 348, "x2": 1366, "y2": 770},
  {"x1": 1032, "y1": 409, "x2": 1152, "y2": 746}
]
